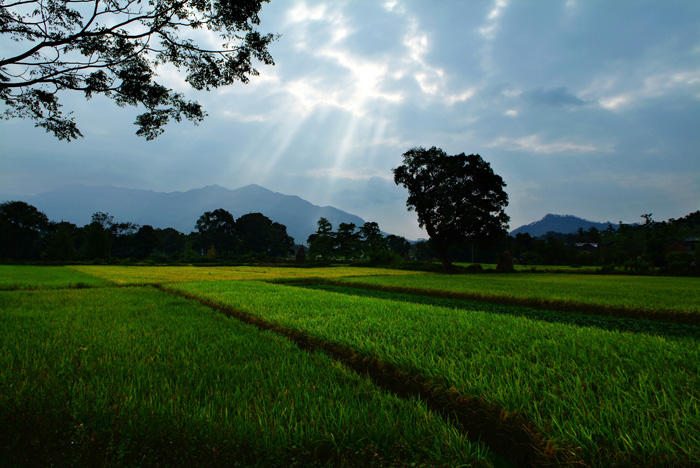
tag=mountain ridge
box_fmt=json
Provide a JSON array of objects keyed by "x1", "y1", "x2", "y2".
[
  {"x1": 4, "y1": 184, "x2": 366, "y2": 245},
  {"x1": 510, "y1": 213, "x2": 616, "y2": 237}
]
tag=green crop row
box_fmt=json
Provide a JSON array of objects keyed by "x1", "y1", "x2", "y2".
[
  {"x1": 294, "y1": 282, "x2": 700, "y2": 341},
  {"x1": 0, "y1": 265, "x2": 110, "y2": 290},
  {"x1": 0, "y1": 287, "x2": 495, "y2": 467},
  {"x1": 170, "y1": 280, "x2": 700, "y2": 467},
  {"x1": 326, "y1": 273, "x2": 700, "y2": 322}
]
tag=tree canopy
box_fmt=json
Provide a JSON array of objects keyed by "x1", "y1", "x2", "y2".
[
  {"x1": 393, "y1": 146, "x2": 509, "y2": 271},
  {"x1": 0, "y1": 0, "x2": 276, "y2": 140},
  {"x1": 236, "y1": 212, "x2": 294, "y2": 257},
  {"x1": 0, "y1": 200, "x2": 49, "y2": 258},
  {"x1": 195, "y1": 208, "x2": 238, "y2": 257}
]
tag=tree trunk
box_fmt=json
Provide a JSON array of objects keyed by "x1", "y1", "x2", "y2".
[{"x1": 432, "y1": 240, "x2": 453, "y2": 273}]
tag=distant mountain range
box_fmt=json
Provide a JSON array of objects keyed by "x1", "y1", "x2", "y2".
[
  {"x1": 510, "y1": 214, "x2": 616, "y2": 237},
  {"x1": 2, "y1": 184, "x2": 625, "y2": 243},
  {"x1": 3, "y1": 184, "x2": 365, "y2": 245}
]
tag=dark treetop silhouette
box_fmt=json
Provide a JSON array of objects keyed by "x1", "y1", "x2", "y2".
[
  {"x1": 393, "y1": 146, "x2": 509, "y2": 271},
  {"x1": 0, "y1": 0, "x2": 276, "y2": 140}
]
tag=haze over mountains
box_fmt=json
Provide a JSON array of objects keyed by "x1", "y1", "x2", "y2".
[
  {"x1": 2, "y1": 184, "x2": 620, "y2": 243},
  {"x1": 4, "y1": 184, "x2": 365, "y2": 245}
]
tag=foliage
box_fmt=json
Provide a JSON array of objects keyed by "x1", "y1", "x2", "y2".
[
  {"x1": 496, "y1": 250, "x2": 514, "y2": 272},
  {"x1": 0, "y1": 200, "x2": 49, "y2": 259},
  {"x1": 0, "y1": 0, "x2": 277, "y2": 139},
  {"x1": 506, "y1": 211, "x2": 700, "y2": 273},
  {"x1": 194, "y1": 208, "x2": 238, "y2": 257},
  {"x1": 306, "y1": 218, "x2": 409, "y2": 264},
  {"x1": 306, "y1": 217, "x2": 334, "y2": 261},
  {"x1": 393, "y1": 147, "x2": 509, "y2": 271},
  {"x1": 236, "y1": 212, "x2": 294, "y2": 257}
]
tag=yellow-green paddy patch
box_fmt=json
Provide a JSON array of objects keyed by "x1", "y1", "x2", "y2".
[{"x1": 69, "y1": 265, "x2": 423, "y2": 285}]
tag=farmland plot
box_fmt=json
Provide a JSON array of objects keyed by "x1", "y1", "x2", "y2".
[
  {"x1": 172, "y1": 280, "x2": 700, "y2": 467},
  {"x1": 0, "y1": 265, "x2": 110, "y2": 290},
  {"x1": 327, "y1": 273, "x2": 700, "y2": 323},
  {"x1": 68, "y1": 264, "x2": 420, "y2": 285},
  {"x1": 0, "y1": 286, "x2": 495, "y2": 467}
]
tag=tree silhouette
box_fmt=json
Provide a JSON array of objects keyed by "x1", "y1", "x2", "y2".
[
  {"x1": 307, "y1": 217, "x2": 334, "y2": 261},
  {"x1": 0, "y1": 0, "x2": 276, "y2": 140},
  {"x1": 393, "y1": 146, "x2": 509, "y2": 271},
  {"x1": 83, "y1": 211, "x2": 114, "y2": 259},
  {"x1": 359, "y1": 221, "x2": 386, "y2": 259},
  {"x1": 335, "y1": 222, "x2": 360, "y2": 260},
  {"x1": 195, "y1": 208, "x2": 238, "y2": 257},
  {"x1": 236, "y1": 212, "x2": 294, "y2": 257},
  {"x1": 0, "y1": 200, "x2": 49, "y2": 259}
]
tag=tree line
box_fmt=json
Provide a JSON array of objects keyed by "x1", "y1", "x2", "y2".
[
  {"x1": 508, "y1": 212, "x2": 700, "y2": 275},
  {"x1": 0, "y1": 202, "x2": 297, "y2": 263},
  {"x1": 407, "y1": 211, "x2": 700, "y2": 275},
  {"x1": 305, "y1": 218, "x2": 411, "y2": 264},
  {"x1": 0, "y1": 201, "x2": 413, "y2": 265}
]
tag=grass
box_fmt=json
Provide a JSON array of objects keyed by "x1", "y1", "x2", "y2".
[
  {"x1": 326, "y1": 273, "x2": 700, "y2": 323},
  {"x1": 4, "y1": 265, "x2": 699, "y2": 466},
  {"x1": 68, "y1": 265, "x2": 421, "y2": 285},
  {"x1": 292, "y1": 282, "x2": 700, "y2": 341},
  {"x1": 0, "y1": 286, "x2": 495, "y2": 467},
  {"x1": 0, "y1": 265, "x2": 110, "y2": 290},
  {"x1": 171, "y1": 279, "x2": 700, "y2": 467}
]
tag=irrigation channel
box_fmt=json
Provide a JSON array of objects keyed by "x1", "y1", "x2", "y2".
[{"x1": 155, "y1": 283, "x2": 581, "y2": 468}]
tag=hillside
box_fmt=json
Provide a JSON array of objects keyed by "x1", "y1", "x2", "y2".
[
  {"x1": 8, "y1": 184, "x2": 366, "y2": 245},
  {"x1": 510, "y1": 214, "x2": 616, "y2": 237}
]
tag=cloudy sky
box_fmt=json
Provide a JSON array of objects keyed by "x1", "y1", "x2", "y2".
[{"x1": 2, "y1": 0, "x2": 699, "y2": 239}]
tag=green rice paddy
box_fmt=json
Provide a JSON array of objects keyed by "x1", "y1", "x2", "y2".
[{"x1": 1, "y1": 265, "x2": 698, "y2": 467}]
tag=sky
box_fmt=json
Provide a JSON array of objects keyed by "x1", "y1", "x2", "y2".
[{"x1": 2, "y1": 0, "x2": 699, "y2": 240}]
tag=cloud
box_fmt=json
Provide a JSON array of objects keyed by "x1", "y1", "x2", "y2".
[
  {"x1": 480, "y1": 0, "x2": 508, "y2": 41},
  {"x1": 3, "y1": 0, "x2": 699, "y2": 240},
  {"x1": 523, "y1": 87, "x2": 588, "y2": 107},
  {"x1": 597, "y1": 70, "x2": 700, "y2": 110},
  {"x1": 305, "y1": 168, "x2": 393, "y2": 182},
  {"x1": 487, "y1": 134, "x2": 610, "y2": 154}
]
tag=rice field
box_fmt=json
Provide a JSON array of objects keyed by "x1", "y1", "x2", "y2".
[
  {"x1": 1, "y1": 265, "x2": 698, "y2": 467},
  {"x1": 0, "y1": 286, "x2": 494, "y2": 467},
  {"x1": 326, "y1": 273, "x2": 700, "y2": 323},
  {"x1": 0, "y1": 265, "x2": 110, "y2": 290},
  {"x1": 68, "y1": 264, "x2": 420, "y2": 285},
  {"x1": 170, "y1": 279, "x2": 700, "y2": 467}
]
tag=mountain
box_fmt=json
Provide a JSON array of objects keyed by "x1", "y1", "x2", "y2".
[
  {"x1": 5, "y1": 184, "x2": 366, "y2": 245},
  {"x1": 510, "y1": 214, "x2": 616, "y2": 237}
]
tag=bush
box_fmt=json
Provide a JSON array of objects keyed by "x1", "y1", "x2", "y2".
[
  {"x1": 497, "y1": 251, "x2": 515, "y2": 272},
  {"x1": 368, "y1": 250, "x2": 405, "y2": 266},
  {"x1": 464, "y1": 263, "x2": 484, "y2": 273},
  {"x1": 664, "y1": 251, "x2": 695, "y2": 276}
]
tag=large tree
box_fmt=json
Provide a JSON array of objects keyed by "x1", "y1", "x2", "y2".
[
  {"x1": 195, "y1": 208, "x2": 238, "y2": 257},
  {"x1": 0, "y1": 200, "x2": 49, "y2": 259},
  {"x1": 393, "y1": 146, "x2": 509, "y2": 271},
  {"x1": 307, "y1": 217, "x2": 334, "y2": 261},
  {"x1": 0, "y1": 0, "x2": 276, "y2": 140},
  {"x1": 236, "y1": 212, "x2": 294, "y2": 257}
]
